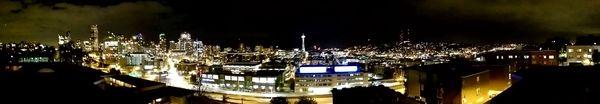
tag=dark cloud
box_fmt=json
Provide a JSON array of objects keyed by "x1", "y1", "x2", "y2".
[
  {"x1": 0, "y1": 1, "x2": 171, "y2": 45},
  {"x1": 416, "y1": 0, "x2": 600, "y2": 42},
  {"x1": 2, "y1": 0, "x2": 600, "y2": 46}
]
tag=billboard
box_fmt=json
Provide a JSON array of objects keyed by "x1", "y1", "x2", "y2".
[
  {"x1": 334, "y1": 66, "x2": 359, "y2": 72},
  {"x1": 299, "y1": 66, "x2": 328, "y2": 73}
]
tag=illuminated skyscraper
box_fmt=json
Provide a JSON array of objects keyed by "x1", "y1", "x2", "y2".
[
  {"x1": 90, "y1": 25, "x2": 100, "y2": 51},
  {"x1": 192, "y1": 40, "x2": 204, "y2": 59},
  {"x1": 159, "y1": 33, "x2": 167, "y2": 50},
  {"x1": 58, "y1": 31, "x2": 71, "y2": 45},
  {"x1": 134, "y1": 33, "x2": 144, "y2": 45},
  {"x1": 178, "y1": 32, "x2": 193, "y2": 51},
  {"x1": 169, "y1": 41, "x2": 176, "y2": 50},
  {"x1": 399, "y1": 28, "x2": 412, "y2": 42}
]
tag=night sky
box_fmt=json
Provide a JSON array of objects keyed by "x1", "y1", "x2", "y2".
[{"x1": 1, "y1": 0, "x2": 600, "y2": 48}]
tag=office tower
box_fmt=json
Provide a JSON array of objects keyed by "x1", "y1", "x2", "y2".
[
  {"x1": 58, "y1": 31, "x2": 72, "y2": 45},
  {"x1": 90, "y1": 25, "x2": 100, "y2": 51}
]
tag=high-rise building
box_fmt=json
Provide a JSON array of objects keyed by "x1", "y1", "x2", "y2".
[
  {"x1": 169, "y1": 41, "x2": 177, "y2": 50},
  {"x1": 301, "y1": 34, "x2": 306, "y2": 52},
  {"x1": 239, "y1": 43, "x2": 245, "y2": 52},
  {"x1": 133, "y1": 33, "x2": 144, "y2": 45},
  {"x1": 90, "y1": 25, "x2": 100, "y2": 51},
  {"x1": 399, "y1": 28, "x2": 412, "y2": 42},
  {"x1": 159, "y1": 33, "x2": 167, "y2": 51},
  {"x1": 566, "y1": 45, "x2": 600, "y2": 66},
  {"x1": 58, "y1": 31, "x2": 72, "y2": 45},
  {"x1": 254, "y1": 45, "x2": 263, "y2": 52},
  {"x1": 192, "y1": 40, "x2": 204, "y2": 59},
  {"x1": 178, "y1": 32, "x2": 193, "y2": 51}
]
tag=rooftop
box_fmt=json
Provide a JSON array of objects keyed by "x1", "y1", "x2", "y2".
[
  {"x1": 488, "y1": 66, "x2": 600, "y2": 104},
  {"x1": 407, "y1": 62, "x2": 489, "y2": 78},
  {"x1": 224, "y1": 62, "x2": 261, "y2": 66}
]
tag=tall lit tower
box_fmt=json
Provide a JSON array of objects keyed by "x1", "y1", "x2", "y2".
[
  {"x1": 301, "y1": 33, "x2": 306, "y2": 52},
  {"x1": 90, "y1": 24, "x2": 99, "y2": 51}
]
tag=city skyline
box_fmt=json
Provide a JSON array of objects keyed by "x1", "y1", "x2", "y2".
[
  {"x1": 3, "y1": 0, "x2": 600, "y2": 104},
  {"x1": 3, "y1": 0, "x2": 600, "y2": 47}
]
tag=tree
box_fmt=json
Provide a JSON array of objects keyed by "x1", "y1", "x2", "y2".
[
  {"x1": 270, "y1": 97, "x2": 289, "y2": 104},
  {"x1": 295, "y1": 96, "x2": 317, "y2": 104}
]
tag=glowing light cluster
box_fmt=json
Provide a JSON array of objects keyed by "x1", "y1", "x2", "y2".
[
  {"x1": 334, "y1": 66, "x2": 358, "y2": 72},
  {"x1": 299, "y1": 66, "x2": 328, "y2": 73}
]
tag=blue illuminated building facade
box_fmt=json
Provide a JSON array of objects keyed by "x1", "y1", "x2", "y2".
[{"x1": 294, "y1": 65, "x2": 369, "y2": 93}]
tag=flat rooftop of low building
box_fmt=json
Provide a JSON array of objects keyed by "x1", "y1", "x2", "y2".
[
  {"x1": 408, "y1": 62, "x2": 489, "y2": 77},
  {"x1": 259, "y1": 62, "x2": 287, "y2": 68},
  {"x1": 251, "y1": 70, "x2": 286, "y2": 76},
  {"x1": 224, "y1": 62, "x2": 261, "y2": 66},
  {"x1": 107, "y1": 75, "x2": 165, "y2": 88},
  {"x1": 205, "y1": 70, "x2": 285, "y2": 77}
]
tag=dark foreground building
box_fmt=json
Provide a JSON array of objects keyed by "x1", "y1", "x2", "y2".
[
  {"x1": 488, "y1": 66, "x2": 600, "y2": 104},
  {"x1": 332, "y1": 85, "x2": 424, "y2": 104},
  {"x1": 0, "y1": 63, "x2": 218, "y2": 104},
  {"x1": 405, "y1": 62, "x2": 512, "y2": 104}
]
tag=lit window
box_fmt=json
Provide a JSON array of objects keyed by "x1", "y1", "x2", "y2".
[
  {"x1": 590, "y1": 49, "x2": 593, "y2": 52},
  {"x1": 524, "y1": 55, "x2": 530, "y2": 59},
  {"x1": 496, "y1": 56, "x2": 500, "y2": 59},
  {"x1": 267, "y1": 78, "x2": 276, "y2": 83},
  {"x1": 549, "y1": 55, "x2": 555, "y2": 59},
  {"x1": 543, "y1": 55, "x2": 547, "y2": 59},
  {"x1": 238, "y1": 76, "x2": 245, "y2": 81},
  {"x1": 260, "y1": 78, "x2": 267, "y2": 83},
  {"x1": 578, "y1": 49, "x2": 582, "y2": 52},
  {"x1": 225, "y1": 76, "x2": 231, "y2": 80},
  {"x1": 568, "y1": 49, "x2": 573, "y2": 52},
  {"x1": 508, "y1": 55, "x2": 513, "y2": 59}
]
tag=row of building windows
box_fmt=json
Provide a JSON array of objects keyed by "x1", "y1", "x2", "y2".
[
  {"x1": 495, "y1": 55, "x2": 554, "y2": 59},
  {"x1": 252, "y1": 77, "x2": 276, "y2": 83},
  {"x1": 338, "y1": 77, "x2": 364, "y2": 81},
  {"x1": 298, "y1": 79, "x2": 333, "y2": 82},
  {"x1": 19, "y1": 57, "x2": 50, "y2": 63},
  {"x1": 572, "y1": 54, "x2": 593, "y2": 58},
  {"x1": 220, "y1": 83, "x2": 275, "y2": 90},
  {"x1": 568, "y1": 48, "x2": 594, "y2": 53},
  {"x1": 297, "y1": 77, "x2": 364, "y2": 84},
  {"x1": 202, "y1": 74, "x2": 220, "y2": 79},
  {"x1": 201, "y1": 74, "x2": 276, "y2": 83},
  {"x1": 336, "y1": 82, "x2": 364, "y2": 86},
  {"x1": 297, "y1": 83, "x2": 331, "y2": 87},
  {"x1": 297, "y1": 74, "x2": 332, "y2": 78},
  {"x1": 297, "y1": 73, "x2": 361, "y2": 78}
]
